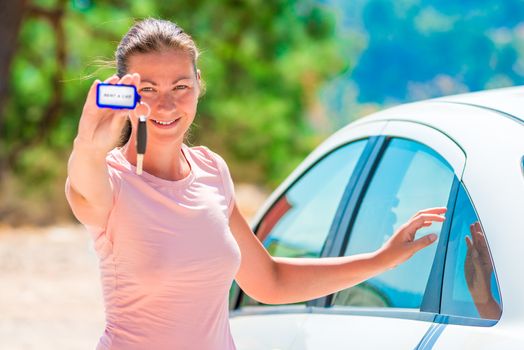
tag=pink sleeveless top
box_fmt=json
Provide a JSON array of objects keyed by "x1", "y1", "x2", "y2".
[{"x1": 86, "y1": 144, "x2": 241, "y2": 350}]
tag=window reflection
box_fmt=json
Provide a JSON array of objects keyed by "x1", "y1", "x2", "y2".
[
  {"x1": 259, "y1": 140, "x2": 368, "y2": 259},
  {"x1": 441, "y1": 185, "x2": 501, "y2": 320},
  {"x1": 257, "y1": 195, "x2": 292, "y2": 243},
  {"x1": 464, "y1": 222, "x2": 502, "y2": 319},
  {"x1": 333, "y1": 138, "x2": 455, "y2": 309}
]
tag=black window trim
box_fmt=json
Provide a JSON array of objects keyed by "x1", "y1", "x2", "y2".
[
  {"x1": 320, "y1": 136, "x2": 388, "y2": 259},
  {"x1": 313, "y1": 135, "x2": 388, "y2": 307},
  {"x1": 419, "y1": 177, "x2": 460, "y2": 313},
  {"x1": 230, "y1": 305, "x2": 496, "y2": 327}
]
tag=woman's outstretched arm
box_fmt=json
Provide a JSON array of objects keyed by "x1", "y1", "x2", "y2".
[
  {"x1": 66, "y1": 74, "x2": 139, "y2": 227},
  {"x1": 230, "y1": 204, "x2": 445, "y2": 304}
]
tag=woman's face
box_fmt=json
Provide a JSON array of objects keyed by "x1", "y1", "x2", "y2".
[{"x1": 127, "y1": 48, "x2": 200, "y2": 145}]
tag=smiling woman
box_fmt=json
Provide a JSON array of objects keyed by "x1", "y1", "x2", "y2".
[
  {"x1": 64, "y1": 18, "x2": 447, "y2": 350},
  {"x1": 126, "y1": 49, "x2": 199, "y2": 149}
]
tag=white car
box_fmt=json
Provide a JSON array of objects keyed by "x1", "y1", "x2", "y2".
[{"x1": 228, "y1": 86, "x2": 524, "y2": 349}]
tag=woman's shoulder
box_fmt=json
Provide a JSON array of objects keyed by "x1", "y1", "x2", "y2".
[
  {"x1": 186, "y1": 145, "x2": 235, "y2": 203},
  {"x1": 185, "y1": 144, "x2": 229, "y2": 170}
]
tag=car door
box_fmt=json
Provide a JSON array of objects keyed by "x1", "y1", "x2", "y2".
[
  {"x1": 289, "y1": 121, "x2": 466, "y2": 349},
  {"x1": 229, "y1": 130, "x2": 381, "y2": 350}
]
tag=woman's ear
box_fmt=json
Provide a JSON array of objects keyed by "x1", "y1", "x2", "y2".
[{"x1": 196, "y1": 69, "x2": 206, "y2": 97}]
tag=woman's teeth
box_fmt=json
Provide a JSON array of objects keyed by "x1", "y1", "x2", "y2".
[{"x1": 152, "y1": 119, "x2": 176, "y2": 125}]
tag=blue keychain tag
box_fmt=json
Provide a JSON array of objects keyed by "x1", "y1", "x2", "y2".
[{"x1": 96, "y1": 83, "x2": 141, "y2": 109}]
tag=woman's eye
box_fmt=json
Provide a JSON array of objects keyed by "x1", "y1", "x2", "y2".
[
  {"x1": 174, "y1": 85, "x2": 188, "y2": 90},
  {"x1": 140, "y1": 87, "x2": 155, "y2": 92}
]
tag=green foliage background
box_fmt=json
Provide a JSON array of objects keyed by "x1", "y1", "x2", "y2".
[
  {"x1": 1, "y1": 0, "x2": 349, "y2": 225},
  {"x1": 4, "y1": 0, "x2": 524, "y2": 225}
]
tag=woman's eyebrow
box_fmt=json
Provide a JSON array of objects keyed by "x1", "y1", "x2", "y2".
[
  {"x1": 173, "y1": 77, "x2": 193, "y2": 83},
  {"x1": 141, "y1": 79, "x2": 157, "y2": 85},
  {"x1": 140, "y1": 77, "x2": 193, "y2": 85}
]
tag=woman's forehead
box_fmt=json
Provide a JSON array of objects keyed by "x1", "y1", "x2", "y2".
[{"x1": 127, "y1": 49, "x2": 195, "y2": 77}]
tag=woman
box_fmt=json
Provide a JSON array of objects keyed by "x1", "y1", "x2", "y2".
[{"x1": 65, "y1": 18, "x2": 446, "y2": 350}]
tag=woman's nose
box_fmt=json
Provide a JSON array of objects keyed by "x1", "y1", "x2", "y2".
[{"x1": 155, "y1": 92, "x2": 176, "y2": 112}]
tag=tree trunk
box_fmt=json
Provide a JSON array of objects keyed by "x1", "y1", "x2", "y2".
[{"x1": 0, "y1": 0, "x2": 27, "y2": 124}]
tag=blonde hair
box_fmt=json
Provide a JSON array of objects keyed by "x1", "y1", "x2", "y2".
[{"x1": 116, "y1": 18, "x2": 200, "y2": 78}]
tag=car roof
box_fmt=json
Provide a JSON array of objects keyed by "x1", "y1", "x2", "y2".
[
  {"x1": 338, "y1": 86, "x2": 524, "y2": 163},
  {"x1": 353, "y1": 85, "x2": 524, "y2": 127},
  {"x1": 435, "y1": 85, "x2": 524, "y2": 125}
]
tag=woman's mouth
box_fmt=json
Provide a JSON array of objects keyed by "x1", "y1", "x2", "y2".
[{"x1": 150, "y1": 118, "x2": 180, "y2": 128}]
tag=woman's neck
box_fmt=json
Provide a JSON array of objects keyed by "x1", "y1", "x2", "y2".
[{"x1": 121, "y1": 138, "x2": 190, "y2": 181}]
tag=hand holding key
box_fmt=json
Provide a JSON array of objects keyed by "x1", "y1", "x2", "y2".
[{"x1": 76, "y1": 73, "x2": 141, "y2": 155}]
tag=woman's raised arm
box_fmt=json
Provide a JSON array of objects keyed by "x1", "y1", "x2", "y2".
[{"x1": 66, "y1": 73, "x2": 139, "y2": 227}]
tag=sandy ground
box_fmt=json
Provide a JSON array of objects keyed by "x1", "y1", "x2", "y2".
[
  {"x1": 0, "y1": 225, "x2": 106, "y2": 350},
  {"x1": 0, "y1": 184, "x2": 268, "y2": 350}
]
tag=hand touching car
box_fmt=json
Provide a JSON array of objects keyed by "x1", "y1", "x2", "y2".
[
  {"x1": 376, "y1": 207, "x2": 446, "y2": 270},
  {"x1": 465, "y1": 222, "x2": 501, "y2": 319}
]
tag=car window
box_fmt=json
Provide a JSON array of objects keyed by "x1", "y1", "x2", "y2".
[
  {"x1": 440, "y1": 184, "x2": 502, "y2": 320},
  {"x1": 240, "y1": 139, "x2": 368, "y2": 307},
  {"x1": 333, "y1": 138, "x2": 455, "y2": 309}
]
